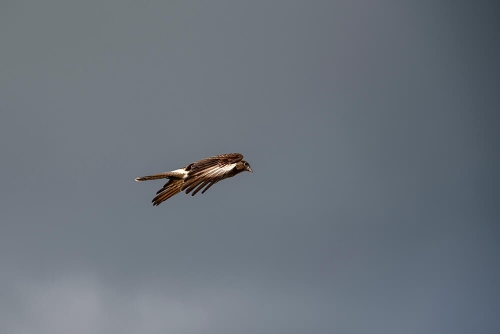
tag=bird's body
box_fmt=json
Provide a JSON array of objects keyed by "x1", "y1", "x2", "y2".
[{"x1": 135, "y1": 153, "x2": 252, "y2": 206}]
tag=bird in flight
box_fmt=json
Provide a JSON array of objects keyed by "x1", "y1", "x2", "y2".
[{"x1": 135, "y1": 153, "x2": 253, "y2": 206}]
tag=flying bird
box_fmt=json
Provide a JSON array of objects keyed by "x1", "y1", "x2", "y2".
[{"x1": 135, "y1": 153, "x2": 253, "y2": 206}]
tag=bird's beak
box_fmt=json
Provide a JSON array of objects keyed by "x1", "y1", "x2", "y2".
[{"x1": 248, "y1": 167, "x2": 253, "y2": 173}]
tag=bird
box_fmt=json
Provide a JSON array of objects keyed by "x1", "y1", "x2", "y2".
[{"x1": 135, "y1": 153, "x2": 253, "y2": 206}]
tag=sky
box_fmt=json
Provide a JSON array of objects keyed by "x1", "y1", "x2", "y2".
[{"x1": 1, "y1": 1, "x2": 499, "y2": 333}]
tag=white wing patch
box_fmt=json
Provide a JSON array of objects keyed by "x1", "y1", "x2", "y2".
[
  {"x1": 202, "y1": 164, "x2": 235, "y2": 177},
  {"x1": 218, "y1": 164, "x2": 236, "y2": 173},
  {"x1": 188, "y1": 163, "x2": 236, "y2": 177},
  {"x1": 169, "y1": 168, "x2": 189, "y2": 178}
]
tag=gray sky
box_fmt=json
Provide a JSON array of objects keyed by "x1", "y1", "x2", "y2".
[{"x1": 1, "y1": 1, "x2": 498, "y2": 333}]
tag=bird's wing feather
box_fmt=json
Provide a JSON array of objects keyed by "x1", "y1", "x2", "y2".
[
  {"x1": 182, "y1": 162, "x2": 237, "y2": 194},
  {"x1": 151, "y1": 178, "x2": 184, "y2": 206},
  {"x1": 186, "y1": 153, "x2": 243, "y2": 175}
]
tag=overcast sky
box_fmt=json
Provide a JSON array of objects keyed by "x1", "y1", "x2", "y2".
[{"x1": 1, "y1": 1, "x2": 498, "y2": 333}]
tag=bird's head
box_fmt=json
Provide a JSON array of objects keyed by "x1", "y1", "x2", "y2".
[{"x1": 243, "y1": 161, "x2": 253, "y2": 173}]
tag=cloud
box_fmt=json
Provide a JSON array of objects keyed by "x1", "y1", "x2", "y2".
[
  {"x1": 3, "y1": 272, "x2": 338, "y2": 334},
  {"x1": 6, "y1": 274, "x2": 212, "y2": 334}
]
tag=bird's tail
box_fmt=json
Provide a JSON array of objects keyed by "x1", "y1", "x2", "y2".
[
  {"x1": 135, "y1": 172, "x2": 175, "y2": 182},
  {"x1": 152, "y1": 178, "x2": 184, "y2": 206}
]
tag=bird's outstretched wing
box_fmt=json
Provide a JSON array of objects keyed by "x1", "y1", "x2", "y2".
[
  {"x1": 186, "y1": 153, "x2": 243, "y2": 174},
  {"x1": 152, "y1": 177, "x2": 184, "y2": 206},
  {"x1": 181, "y1": 153, "x2": 243, "y2": 195}
]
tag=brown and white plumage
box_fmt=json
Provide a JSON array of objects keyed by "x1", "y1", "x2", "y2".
[{"x1": 135, "y1": 153, "x2": 253, "y2": 206}]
